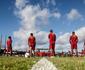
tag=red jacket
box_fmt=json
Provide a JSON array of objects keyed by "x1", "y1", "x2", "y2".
[
  {"x1": 6, "y1": 39, "x2": 12, "y2": 47},
  {"x1": 28, "y1": 36, "x2": 36, "y2": 46},
  {"x1": 69, "y1": 35, "x2": 78, "y2": 44},
  {"x1": 48, "y1": 33, "x2": 56, "y2": 44}
]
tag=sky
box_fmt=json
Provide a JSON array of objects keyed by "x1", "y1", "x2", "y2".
[{"x1": 0, "y1": 0, "x2": 85, "y2": 52}]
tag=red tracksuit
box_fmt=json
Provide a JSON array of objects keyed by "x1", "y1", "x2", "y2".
[
  {"x1": 70, "y1": 35, "x2": 78, "y2": 49},
  {"x1": 48, "y1": 33, "x2": 56, "y2": 50},
  {"x1": 6, "y1": 38, "x2": 12, "y2": 52},
  {"x1": 28, "y1": 36, "x2": 36, "y2": 50}
]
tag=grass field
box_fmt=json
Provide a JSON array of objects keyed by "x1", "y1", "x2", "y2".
[
  {"x1": 0, "y1": 56, "x2": 85, "y2": 70},
  {"x1": 49, "y1": 56, "x2": 85, "y2": 70},
  {"x1": 0, "y1": 56, "x2": 41, "y2": 70}
]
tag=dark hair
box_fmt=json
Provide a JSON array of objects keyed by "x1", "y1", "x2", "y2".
[
  {"x1": 72, "y1": 31, "x2": 75, "y2": 34},
  {"x1": 30, "y1": 33, "x2": 33, "y2": 36},
  {"x1": 8, "y1": 36, "x2": 11, "y2": 39},
  {"x1": 50, "y1": 29, "x2": 53, "y2": 32}
]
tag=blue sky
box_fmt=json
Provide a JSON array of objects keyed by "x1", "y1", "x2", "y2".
[
  {"x1": 0, "y1": 0, "x2": 19, "y2": 42},
  {"x1": 0, "y1": 0, "x2": 85, "y2": 51}
]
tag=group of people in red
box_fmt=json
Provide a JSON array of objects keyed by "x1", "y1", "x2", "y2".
[{"x1": 6, "y1": 29, "x2": 79, "y2": 56}]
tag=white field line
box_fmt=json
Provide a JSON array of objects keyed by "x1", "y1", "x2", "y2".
[{"x1": 31, "y1": 58, "x2": 58, "y2": 70}]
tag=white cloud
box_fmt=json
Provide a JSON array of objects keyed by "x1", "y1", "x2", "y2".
[
  {"x1": 51, "y1": 12, "x2": 61, "y2": 19},
  {"x1": 56, "y1": 27, "x2": 85, "y2": 51},
  {"x1": 57, "y1": 33, "x2": 70, "y2": 45},
  {"x1": 14, "y1": 0, "x2": 56, "y2": 50},
  {"x1": 36, "y1": 31, "x2": 49, "y2": 45},
  {"x1": 15, "y1": 0, "x2": 28, "y2": 9},
  {"x1": 14, "y1": 0, "x2": 85, "y2": 52},
  {"x1": 13, "y1": 0, "x2": 85, "y2": 52},
  {"x1": 67, "y1": 9, "x2": 82, "y2": 20},
  {"x1": 76, "y1": 27, "x2": 85, "y2": 42},
  {"x1": 56, "y1": 44, "x2": 70, "y2": 51}
]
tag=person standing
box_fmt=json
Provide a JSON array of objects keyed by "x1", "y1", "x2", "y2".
[
  {"x1": 69, "y1": 32, "x2": 78, "y2": 56},
  {"x1": 83, "y1": 40, "x2": 85, "y2": 50},
  {"x1": 48, "y1": 30, "x2": 56, "y2": 56},
  {"x1": 28, "y1": 33, "x2": 36, "y2": 56},
  {"x1": 6, "y1": 36, "x2": 12, "y2": 56}
]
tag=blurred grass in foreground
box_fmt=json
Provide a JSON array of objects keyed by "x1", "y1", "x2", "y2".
[
  {"x1": 0, "y1": 56, "x2": 41, "y2": 70},
  {"x1": 0, "y1": 56, "x2": 85, "y2": 70},
  {"x1": 48, "y1": 56, "x2": 85, "y2": 70}
]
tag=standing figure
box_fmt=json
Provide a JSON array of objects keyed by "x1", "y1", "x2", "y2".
[
  {"x1": 6, "y1": 36, "x2": 12, "y2": 56},
  {"x1": 69, "y1": 32, "x2": 78, "y2": 56},
  {"x1": 48, "y1": 30, "x2": 56, "y2": 56},
  {"x1": 28, "y1": 33, "x2": 36, "y2": 56},
  {"x1": 83, "y1": 40, "x2": 85, "y2": 50}
]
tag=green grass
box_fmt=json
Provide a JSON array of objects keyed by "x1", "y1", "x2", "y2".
[
  {"x1": 0, "y1": 56, "x2": 85, "y2": 70},
  {"x1": 49, "y1": 56, "x2": 85, "y2": 70},
  {"x1": 0, "y1": 56, "x2": 41, "y2": 70}
]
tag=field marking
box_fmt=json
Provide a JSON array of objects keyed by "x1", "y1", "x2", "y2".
[{"x1": 31, "y1": 57, "x2": 58, "y2": 70}]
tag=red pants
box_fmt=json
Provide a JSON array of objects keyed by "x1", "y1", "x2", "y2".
[
  {"x1": 49, "y1": 43, "x2": 55, "y2": 56},
  {"x1": 29, "y1": 44, "x2": 35, "y2": 50},
  {"x1": 7, "y1": 46, "x2": 12, "y2": 52},
  {"x1": 49, "y1": 43, "x2": 55, "y2": 50},
  {"x1": 71, "y1": 44, "x2": 77, "y2": 49}
]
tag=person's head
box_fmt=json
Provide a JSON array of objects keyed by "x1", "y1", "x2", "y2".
[
  {"x1": 8, "y1": 36, "x2": 11, "y2": 39},
  {"x1": 30, "y1": 33, "x2": 33, "y2": 36},
  {"x1": 50, "y1": 29, "x2": 53, "y2": 33},
  {"x1": 72, "y1": 31, "x2": 75, "y2": 35}
]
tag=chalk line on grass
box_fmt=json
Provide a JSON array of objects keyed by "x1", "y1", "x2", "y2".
[{"x1": 31, "y1": 58, "x2": 57, "y2": 70}]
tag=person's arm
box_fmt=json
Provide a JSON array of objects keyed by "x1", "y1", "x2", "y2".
[
  {"x1": 10, "y1": 39, "x2": 12, "y2": 46},
  {"x1": 54, "y1": 34, "x2": 56, "y2": 41},
  {"x1": 48, "y1": 34, "x2": 50, "y2": 39},
  {"x1": 34, "y1": 37, "x2": 36, "y2": 46},
  {"x1": 10, "y1": 39, "x2": 12, "y2": 47}
]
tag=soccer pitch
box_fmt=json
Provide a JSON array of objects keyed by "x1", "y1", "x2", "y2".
[{"x1": 0, "y1": 56, "x2": 85, "y2": 70}]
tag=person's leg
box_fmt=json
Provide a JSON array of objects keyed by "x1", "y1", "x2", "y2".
[
  {"x1": 71, "y1": 44, "x2": 74, "y2": 56},
  {"x1": 75, "y1": 48, "x2": 78, "y2": 57},
  {"x1": 29, "y1": 47, "x2": 32, "y2": 57},
  {"x1": 52, "y1": 44, "x2": 55, "y2": 56},
  {"x1": 32, "y1": 45, "x2": 35, "y2": 56},
  {"x1": 32, "y1": 50, "x2": 35, "y2": 56},
  {"x1": 50, "y1": 48, "x2": 53, "y2": 54},
  {"x1": 49, "y1": 44, "x2": 52, "y2": 55},
  {"x1": 52, "y1": 49, "x2": 55, "y2": 56},
  {"x1": 10, "y1": 50, "x2": 12, "y2": 56},
  {"x1": 7, "y1": 48, "x2": 9, "y2": 56},
  {"x1": 10, "y1": 47, "x2": 12, "y2": 56}
]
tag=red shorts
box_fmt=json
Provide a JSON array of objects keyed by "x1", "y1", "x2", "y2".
[
  {"x1": 49, "y1": 43, "x2": 55, "y2": 50},
  {"x1": 29, "y1": 44, "x2": 35, "y2": 50},
  {"x1": 71, "y1": 44, "x2": 77, "y2": 49},
  {"x1": 7, "y1": 46, "x2": 12, "y2": 52}
]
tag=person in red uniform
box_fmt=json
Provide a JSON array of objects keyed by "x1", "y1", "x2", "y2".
[
  {"x1": 6, "y1": 36, "x2": 12, "y2": 56},
  {"x1": 69, "y1": 32, "x2": 78, "y2": 56},
  {"x1": 28, "y1": 33, "x2": 36, "y2": 56},
  {"x1": 48, "y1": 30, "x2": 56, "y2": 56}
]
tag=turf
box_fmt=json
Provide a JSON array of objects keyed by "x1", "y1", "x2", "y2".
[
  {"x1": 49, "y1": 56, "x2": 85, "y2": 70},
  {"x1": 0, "y1": 56, "x2": 41, "y2": 70},
  {"x1": 0, "y1": 56, "x2": 85, "y2": 70}
]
